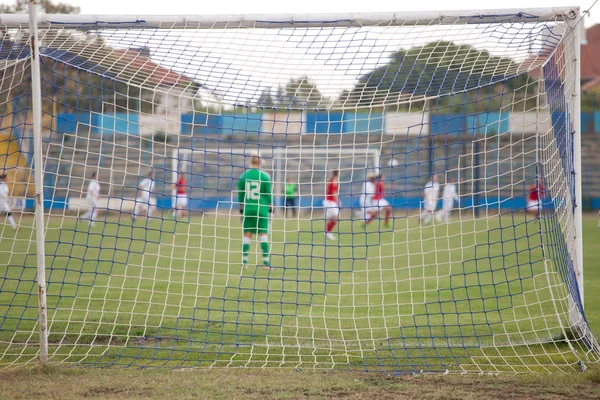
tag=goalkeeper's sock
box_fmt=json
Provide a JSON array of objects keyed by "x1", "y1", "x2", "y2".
[
  {"x1": 259, "y1": 235, "x2": 269, "y2": 266},
  {"x1": 385, "y1": 209, "x2": 391, "y2": 224},
  {"x1": 242, "y1": 236, "x2": 251, "y2": 264},
  {"x1": 7, "y1": 214, "x2": 16, "y2": 230},
  {"x1": 326, "y1": 220, "x2": 336, "y2": 233}
]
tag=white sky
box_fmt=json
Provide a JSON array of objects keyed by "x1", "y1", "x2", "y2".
[{"x1": 0, "y1": 0, "x2": 598, "y2": 25}]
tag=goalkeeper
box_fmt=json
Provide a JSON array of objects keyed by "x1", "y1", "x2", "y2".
[{"x1": 237, "y1": 153, "x2": 272, "y2": 269}]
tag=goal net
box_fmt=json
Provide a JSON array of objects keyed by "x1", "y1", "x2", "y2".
[{"x1": 0, "y1": 8, "x2": 598, "y2": 373}]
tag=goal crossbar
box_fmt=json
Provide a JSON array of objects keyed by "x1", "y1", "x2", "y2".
[{"x1": 0, "y1": 7, "x2": 581, "y2": 28}]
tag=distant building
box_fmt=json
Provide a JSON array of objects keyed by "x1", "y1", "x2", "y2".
[
  {"x1": 109, "y1": 47, "x2": 200, "y2": 115},
  {"x1": 581, "y1": 24, "x2": 600, "y2": 92}
]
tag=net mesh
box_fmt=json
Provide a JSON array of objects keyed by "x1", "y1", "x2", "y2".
[{"x1": 0, "y1": 11, "x2": 598, "y2": 373}]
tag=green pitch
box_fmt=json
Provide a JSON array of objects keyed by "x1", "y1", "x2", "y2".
[{"x1": 0, "y1": 213, "x2": 598, "y2": 372}]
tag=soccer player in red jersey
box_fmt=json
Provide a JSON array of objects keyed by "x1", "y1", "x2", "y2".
[
  {"x1": 365, "y1": 173, "x2": 392, "y2": 228},
  {"x1": 527, "y1": 179, "x2": 544, "y2": 218},
  {"x1": 171, "y1": 172, "x2": 189, "y2": 220},
  {"x1": 323, "y1": 170, "x2": 341, "y2": 240}
]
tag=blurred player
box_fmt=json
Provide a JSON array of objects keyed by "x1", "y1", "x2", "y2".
[
  {"x1": 0, "y1": 173, "x2": 18, "y2": 232},
  {"x1": 420, "y1": 174, "x2": 440, "y2": 225},
  {"x1": 527, "y1": 179, "x2": 544, "y2": 218},
  {"x1": 365, "y1": 173, "x2": 392, "y2": 228},
  {"x1": 237, "y1": 153, "x2": 272, "y2": 269},
  {"x1": 436, "y1": 177, "x2": 458, "y2": 223},
  {"x1": 132, "y1": 171, "x2": 155, "y2": 223},
  {"x1": 284, "y1": 178, "x2": 298, "y2": 218},
  {"x1": 360, "y1": 173, "x2": 376, "y2": 222},
  {"x1": 171, "y1": 172, "x2": 188, "y2": 220},
  {"x1": 80, "y1": 171, "x2": 100, "y2": 226},
  {"x1": 323, "y1": 170, "x2": 340, "y2": 241}
]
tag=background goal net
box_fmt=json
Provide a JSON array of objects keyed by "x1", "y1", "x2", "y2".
[
  {"x1": 0, "y1": 8, "x2": 597, "y2": 373},
  {"x1": 173, "y1": 147, "x2": 380, "y2": 215}
]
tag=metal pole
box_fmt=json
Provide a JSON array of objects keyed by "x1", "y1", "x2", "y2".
[
  {"x1": 473, "y1": 139, "x2": 480, "y2": 218},
  {"x1": 275, "y1": 152, "x2": 283, "y2": 217},
  {"x1": 427, "y1": 99, "x2": 434, "y2": 183},
  {"x1": 572, "y1": 19, "x2": 584, "y2": 308},
  {"x1": 28, "y1": 0, "x2": 49, "y2": 365}
]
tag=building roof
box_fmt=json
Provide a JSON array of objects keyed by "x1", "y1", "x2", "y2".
[
  {"x1": 581, "y1": 24, "x2": 600, "y2": 80},
  {"x1": 0, "y1": 41, "x2": 197, "y2": 92},
  {"x1": 111, "y1": 48, "x2": 195, "y2": 89}
]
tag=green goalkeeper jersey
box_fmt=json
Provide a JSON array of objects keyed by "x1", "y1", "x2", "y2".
[{"x1": 237, "y1": 168, "x2": 272, "y2": 216}]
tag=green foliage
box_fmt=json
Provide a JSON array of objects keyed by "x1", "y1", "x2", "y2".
[
  {"x1": 284, "y1": 76, "x2": 324, "y2": 108},
  {"x1": 153, "y1": 131, "x2": 169, "y2": 143},
  {"x1": 582, "y1": 91, "x2": 600, "y2": 113},
  {"x1": 0, "y1": 0, "x2": 80, "y2": 14},
  {"x1": 257, "y1": 77, "x2": 327, "y2": 110},
  {"x1": 256, "y1": 88, "x2": 276, "y2": 109},
  {"x1": 344, "y1": 41, "x2": 535, "y2": 111}
]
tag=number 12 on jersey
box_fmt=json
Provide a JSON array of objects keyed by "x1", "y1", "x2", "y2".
[{"x1": 245, "y1": 181, "x2": 260, "y2": 201}]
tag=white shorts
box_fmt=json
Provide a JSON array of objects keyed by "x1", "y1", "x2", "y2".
[
  {"x1": 136, "y1": 196, "x2": 156, "y2": 209},
  {"x1": 359, "y1": 195, "x2": 368, "y2": 208},
  {"x1": 323, "y1": 199, "x2": 340, "y2": 219},
  {"x1": 442, "y1": 200, "x2": 454, "y2": 211},
  {"x1": 527, "y1": 200, "x2": 541, "y2": 210},
  {"x1": 423, "y1": 200, "x2": 437, "y2": 213},
  {"x1": 0, "y1": 200, "x2": 10, "y2": 213},
  {"x1": 365, "y1": 200, "x2": 378, "y2": 214},
  {"x1": 174, "y1": 194, "x2": 188, "y2": 208},
  {"x1": 86, "y1": 196, "x2": 97, "y2": 208},
  {"x1": 373, "y1": 198, "x2": 389, "y2": 208}
]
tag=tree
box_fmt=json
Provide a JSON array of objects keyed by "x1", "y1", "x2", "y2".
[
  {"x1": 345, "y1": 41, "x2": 534, "y2": 111},
  {"x1": 256, "y1": 87, "x2": 276, "y2": 109},
  {"x1": 284, "y1": 76, "x2": 324, "y2": 108},
  {"x1": 0, "y1": 0, "x2": 80, "y2": 14}
]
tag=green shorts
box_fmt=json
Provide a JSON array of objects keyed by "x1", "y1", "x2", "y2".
[{"x1": 242, "y1": 213, "x2": 270, "y2": 234}]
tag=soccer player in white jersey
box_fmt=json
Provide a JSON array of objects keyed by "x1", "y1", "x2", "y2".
[
  {"x1": 0, "y1": 173, "x2": 18, "y2": 232},
  {"x1": 436, "y1": 177, "x2": 459, "y2": 223},
  {"x1": 359, "y1": 174, "x2": 376, "y2": 222},
  {"x1": 420, "y1": 174, "x2": 440, "y2": 225},
  {"x1": 132, "y1": 171, "x2": 155, "y2": 223},
  {"x1": 80, "y1": 172, "x2": 100, "y2": 226}
]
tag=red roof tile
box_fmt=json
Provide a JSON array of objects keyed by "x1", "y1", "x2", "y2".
[{"x1": 112, "y1": 48, "x2": 193, "y2": 88}]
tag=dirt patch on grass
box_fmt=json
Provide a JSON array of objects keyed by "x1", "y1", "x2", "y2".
[
  {"x1": 1, "y1": 367, "x2": 600, "y2": 400},
  {"x1": 81, "y1": 386, "x2": 154, "y2": 397}
]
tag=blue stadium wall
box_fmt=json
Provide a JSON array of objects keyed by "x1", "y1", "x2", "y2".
[
  {"x1": 54, "y1": 110, "x2": 600, "y2": 135},
  {"x1": 43, "y1": 109, "x2": 600, "y2": 211}
]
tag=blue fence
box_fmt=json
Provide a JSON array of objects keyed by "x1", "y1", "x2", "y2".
[
  {"x1": 53, "y1": 111, "x2": 600, "y2": 135},
  {"x1": 430, "y1": 112, "x2": 510, "y2": 135},
  {"x1": 30, "y1": 195, "x2": 538, "y2": 213},
  {"x1": 148, "y1": 194, "x2": 541, "y2": 212},
  {"x1": 181, "y1": 111, "x2": 262, "y2": 135},
  {"x1": 57, "y1": 112, "x2": 140, "y2": 135}
]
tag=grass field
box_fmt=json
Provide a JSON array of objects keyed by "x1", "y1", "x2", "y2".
[{"x1": 1, "y1": 212, "x2": 600, "y2": 398}]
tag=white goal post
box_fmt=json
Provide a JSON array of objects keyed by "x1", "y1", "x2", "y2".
[{"x1": 0, "y1": 7, "x2": 596, "y2": 374}]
